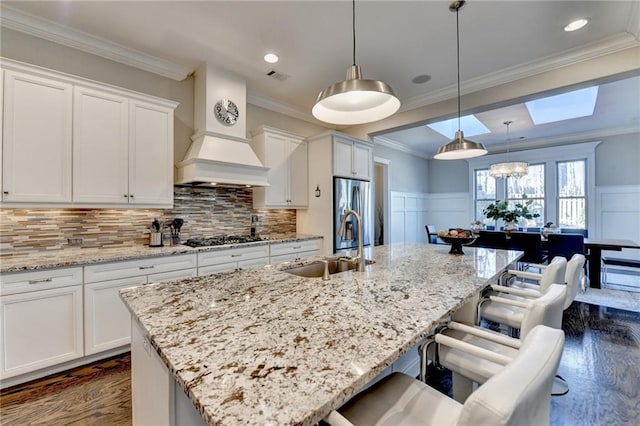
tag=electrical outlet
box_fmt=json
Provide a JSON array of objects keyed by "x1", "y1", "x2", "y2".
[{"x1": 68, "y1": 238, "x2": 84, "y2": 245}]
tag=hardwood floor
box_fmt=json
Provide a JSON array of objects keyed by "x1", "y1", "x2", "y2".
[
  {"x1": 0, "y1": 354, "x2": 131, "y2": 425},
  {"x1": 1, "y1": 301, "x2": 638, "y2": 425}
]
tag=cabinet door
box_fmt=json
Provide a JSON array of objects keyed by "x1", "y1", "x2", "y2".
[
  {"x1": 84, "y1": 276, "x2": 144, "y2": 355},
  {"x1": 288, "y1": 140, "x2": 308, "y2": 207},
  {"x1": 264, "y1": 133, "x2": 289, "y2": 206},
  {"x1": 129, "y1": 100, "x2": 173, "y2": 206},
  {"x1": 352, "y1": 142, "x2": 372, "y2": 181},
  {"x1": 73, "y1": 87, "x2": 129, "y2": 203},
  {"x1": 0, "y1": 285, "x2": 83, "y2": 379},
  {"x1": 2, "y1": 70, "x2": 73, "y2": 203},
  {"x1": 333, "y1": 137, "x2": 354, "y2": 178}
]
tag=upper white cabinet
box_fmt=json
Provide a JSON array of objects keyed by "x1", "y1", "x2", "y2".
[
  {"x1": 251, "y1": 126, "x2": 308, "y2": 208},
  {"x1": 128, "y1": 100, "x2": 174, "y2": 206},
  {"x1": 73, "y1": 86, "x2": 129, "y2": 203},
  {"x1": 2, "y1": 70, "x2": 73, "y2": 203},
  {"x1": 0, "y1": 59, "x2": 177, "y2": 207},
  {"x1": 333, "y1": 135, "x2": 372, "y2": 181}
]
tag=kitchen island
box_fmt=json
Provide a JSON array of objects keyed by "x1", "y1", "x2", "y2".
[{"x1": 120, "y1": 243, "x2": 521, "y2": 425}]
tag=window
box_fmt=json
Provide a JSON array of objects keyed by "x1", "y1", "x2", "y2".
[
  {"x1": 474, "y1": 169, "x2": 496, "y2": 222},
  {"x1": 506, "y1": 164, "x2": 545, "y2": 227},
  {"x1": 557, "y1": 160, "x2": 586, "y2": 228}
]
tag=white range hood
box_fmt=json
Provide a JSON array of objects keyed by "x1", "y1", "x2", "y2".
[{"x1": 176, "y1": 63, "x2": 269, "y2": 187}]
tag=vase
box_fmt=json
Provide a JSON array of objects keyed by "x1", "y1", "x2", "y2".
[{"x1": 504, "y1": 221, "x2": 518, "y2": 236}]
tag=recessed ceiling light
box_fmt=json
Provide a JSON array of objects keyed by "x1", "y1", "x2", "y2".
[
  {"x1": 564, "y1": 18, "x2": 589, "y2": 32},
  {"x1": 412, "y1": 74, "x2": 431, "y2": 84},
  {"x1": 264, "y1": 53, "x2": 279, "y2": 64}
]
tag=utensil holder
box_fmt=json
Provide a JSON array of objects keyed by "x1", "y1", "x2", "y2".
[
  {"x1": 171, "y1": 232, "x2": 181, "y2": 246},
  {"x1": 149, "y1": 232, "x2": 163, "y2": 247}
]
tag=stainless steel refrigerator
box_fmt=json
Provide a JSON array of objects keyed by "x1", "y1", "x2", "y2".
[{"x1": 333, "y1": 177, "x2": 371, "y2": 253}]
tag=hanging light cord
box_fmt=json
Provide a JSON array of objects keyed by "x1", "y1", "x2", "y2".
[
  {"x1": 352, "y1": 0, "x2": 356, "y2": 66},
  {"x1": 456, "y1": 5, "x2": 461, "y2": 131}
]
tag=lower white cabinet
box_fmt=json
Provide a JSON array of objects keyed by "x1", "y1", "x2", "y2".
[
  {"x1": 0, "y1": 267, "x2": 84, "y2": 379},
  {"x1": 84, "y1": 276, "x2": 145, "y2": 356},
  {"x1": 84, "y1": 254, "x2": 197, "y2": 355},
  {"x1": 198, "y1": 245, "x2": 270, "y2": 276}
]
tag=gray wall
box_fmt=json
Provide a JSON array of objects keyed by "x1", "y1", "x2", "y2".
[
  {"x1": 427, "y1": 159, "x2": 469, "y2": 193},
  {"x1": 372, "y1": 144, "x2": 429, "y2": 193},
  {"x1": 595, "y1": 132, "x2": 640, "y2": 186}
]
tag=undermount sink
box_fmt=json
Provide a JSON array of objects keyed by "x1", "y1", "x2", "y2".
[{"x1": 283, "y1": 257, "x2": 374, "y2": 279}]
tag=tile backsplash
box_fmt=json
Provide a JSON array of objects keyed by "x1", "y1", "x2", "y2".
[{"x1": 0, "y1": 186, "x2": 296, "y2": 257}]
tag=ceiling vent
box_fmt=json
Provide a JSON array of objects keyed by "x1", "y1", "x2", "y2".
[{"x1": 266, "y1": 69, "x2": 290, "y2": 81}]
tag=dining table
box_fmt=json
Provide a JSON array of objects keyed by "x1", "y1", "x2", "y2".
[{"x1": 584, "y1": 238, "x2": 640, "y2": 288}]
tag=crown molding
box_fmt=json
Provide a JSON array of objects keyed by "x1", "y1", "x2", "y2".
[
  {"x1": 401, "y1": 32, "x2": 640, "y2": 112},
  {"x1": 0, "y1": 5, "x2": 191, "y2": 81},
  {"x1": 246, "y1": 92, "x2": 322, "y2": 126},
  {"x1": 373, "y1": 136, "x2": 430, "y2": 159}
]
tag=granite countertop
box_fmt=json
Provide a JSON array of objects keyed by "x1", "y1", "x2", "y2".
[
  {"x1": 120, "y1": 243, "x2": 522, "y2": 425},
  {"x1": 0, "y1": 233, "x2": 322, "y2": 273}
]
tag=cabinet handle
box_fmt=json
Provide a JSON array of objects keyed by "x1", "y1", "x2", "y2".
[
  {"x1": 124, "y1": 194, "x2": 129, "y2": 198},
  {"x1": 130, "y1": 194, "x2": 134, "y2": 198},
  {"x1": 293, "y1": 246, "x2": 302, "y2": 249},
  {"x1": 3, "y1": 191, "x2": 8, "y2": 195},
  {"x1": 139, "y1": 265, "x2": 155, "y2": 270},
  {"x1": 231, "y1": 254, "x2": 243, "y2": 258},
  {"x1": 28, "y1": 278, "x2": 53, "y2": 285}
]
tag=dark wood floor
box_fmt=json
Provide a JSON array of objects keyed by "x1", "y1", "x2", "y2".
[{"x1": 1, "y1": 301, "x2": 638, "y2": 425}]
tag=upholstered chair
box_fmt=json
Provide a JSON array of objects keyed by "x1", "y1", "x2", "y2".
[{"x1": 324, "y1": 325, "x2": 564, "y2": 426}]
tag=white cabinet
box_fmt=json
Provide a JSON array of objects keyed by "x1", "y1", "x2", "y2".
[
  {"x1": 1, "y1": 59, "x2": 177, "y2": 207},
  {"x1": 251, "y1": 126, "x2": 308, "y2": 208},
  {"x1": 0, "y1": 267, "x2": 83, "y2": 379},
  {"x1": 269, "y1": 239, "x2": 322, "y2": 264},
  {"x1": 128, "y1": 100, "x2": 174, "y2": 206},
  {"x1": 198, "y1": 245, "x2": 270, "y2": 276},
  {"x1": 83, "y1": 254, "x2": 197, "y2": 355},
  {"x1": 84, "y1": 276, "x2": 145, "y2": 355},
  {"x1": 2, "y1": 70, "x2": 73, "y2": 203},
  {"x1": 333, "y1": 135, "x2": 372, "y2": 181},
  {"x1": 73, "y1": 86, "x2": 129, "y2": 204}
]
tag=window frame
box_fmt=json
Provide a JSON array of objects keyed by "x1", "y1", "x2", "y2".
[
  {"x1": 473, "y1": 168, "x2": 497, "y2": 222},
  {"x1": 556, "y1": 158, "x2": 588, "y2": 228},
  {"x1": 467, "y1": 142, "x2": 598, "y2": 232}
]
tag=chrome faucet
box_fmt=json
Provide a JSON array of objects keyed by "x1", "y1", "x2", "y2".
[{"x1": 339, "y1": 209, "x2": 365, "y2": 272}]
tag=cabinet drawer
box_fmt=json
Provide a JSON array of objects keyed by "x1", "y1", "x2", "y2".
[
  {"x1": 198, "y1": 263, "x2": 238, "y2": 276},
  {"x1": 84, "y1": 254, "x2": 197, "y2": 283},
  {"x1": 198, "y1": 245, "x2": 269, "y2": 267},
  {"x1": 147, "y1": 268, "x2": 197, "y2": 284},
  {"x1": 0, "y1": 267, "x2": 83, "y2": 296},
  {"x1": 269, "y1": 239, "x2": 321, "y2": 257},
  {"x1": 270, "y1": 250, "x2": 319, "y2": 265}
]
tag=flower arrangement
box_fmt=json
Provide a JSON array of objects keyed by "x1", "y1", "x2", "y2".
[{"x1": 483, "y1": 195, "x2": 540, "y2": 224}]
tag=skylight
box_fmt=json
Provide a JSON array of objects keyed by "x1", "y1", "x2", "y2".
[
  {"x1": 427, "y1": 115, "x2": 490, "y2": 139},
  {"x1": 525, "y1": 86, "x2": 599, "y2": 125}
]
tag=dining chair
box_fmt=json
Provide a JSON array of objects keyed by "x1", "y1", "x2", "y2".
[
  {"x1": 325, "y1": 325, "x2": 564, "y2": 426},
  {"x1": 507, "y1": 232, "x2": 546, "y2": 267},
  {"x1": 546, "y1": 233, "x2": 585, "y2": 260},
  {"x1": 425, "y1": 225, "x2": 438, "y2": 244},
  {"x1": 477, "y1": 230, "x2": 508, "y2": 250},
  {"x1": 560, "y1": 228, "x2": 588, "y2": 238}
]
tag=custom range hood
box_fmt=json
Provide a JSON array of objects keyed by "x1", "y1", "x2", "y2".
[{"x1": 176, "y1": 63, "x2": 269, "y2": 187}]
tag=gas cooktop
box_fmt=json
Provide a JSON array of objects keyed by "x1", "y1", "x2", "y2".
[{"x1": 183, "y1": 235, "x2": 264, "y2": 248}]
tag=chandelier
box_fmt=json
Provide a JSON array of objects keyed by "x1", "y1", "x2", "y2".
[{"x1": 489, "y1": 121, "x2": 528, "y2": 179}]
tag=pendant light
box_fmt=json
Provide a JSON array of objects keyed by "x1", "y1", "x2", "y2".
[
  {"x1": 434, "y1": 1, "x2": 487, "y2": 160},
  {"x1": 489, "y1": 121, "x2": 529, "y2": 179},
  {"x1": 312, "y1": 0, "x2": 400, "y2": 125}
]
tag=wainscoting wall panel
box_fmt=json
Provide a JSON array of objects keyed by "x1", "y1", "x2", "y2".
[
  {"x1": 390, "y1": 192, "x2": 428, "y2": 244},
  {"x1": 427, "y1": 192, "x2": 472, "y2": 235}
]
